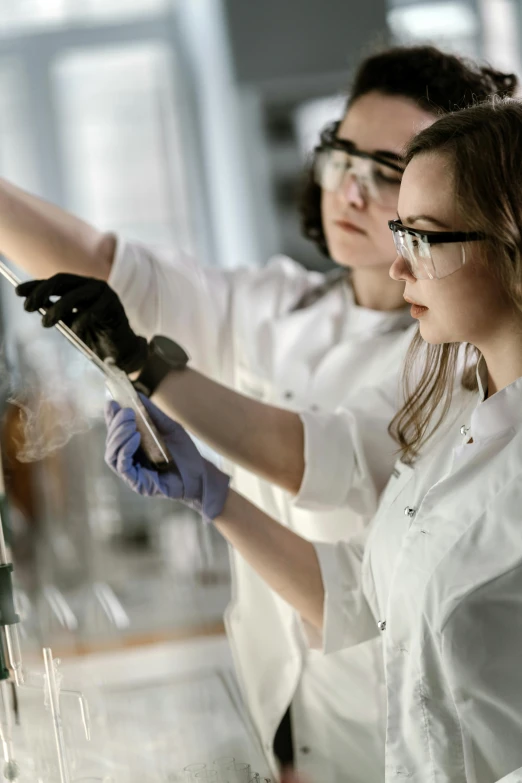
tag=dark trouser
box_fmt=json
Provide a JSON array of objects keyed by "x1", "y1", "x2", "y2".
[{"x1": 273, "y1": 707, "x2": 294, "y2": 768}]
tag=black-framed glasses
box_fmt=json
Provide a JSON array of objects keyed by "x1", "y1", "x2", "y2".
[
  {"x1": 388, "y1": 219, "x2": 486, "y2": 280},
  {"x1": 314, "y1": 121, "x2": 404, "y2": 207}
]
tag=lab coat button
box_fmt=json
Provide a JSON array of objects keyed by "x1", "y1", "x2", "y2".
[
  {"x1": 300, "y1": 746, "x2": 311, "y2": 755},
  {"x1": 460, "y1": 424, "x2": 470, "y2": 436},
  {"x1": 404, "y1": 506, "x2": 416, "y2": 519},
  {"x1": 377, "y1": 620, "x2": 386, "y2": 631},
  {"x1": 284, "y1": 391, "x2": 294, "y2": 400},
  {"x1": 310, "y1": 404, "x2": 319, "y2": 412}
]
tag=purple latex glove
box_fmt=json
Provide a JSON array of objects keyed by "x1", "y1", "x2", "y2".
[{"x1": 104, "y1": 395, "x2": 230, "y2": 522}]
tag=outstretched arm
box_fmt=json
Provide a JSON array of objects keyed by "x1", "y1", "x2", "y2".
[{"x1": 0, "y1": 178, "x2": 114, "y2": 280}]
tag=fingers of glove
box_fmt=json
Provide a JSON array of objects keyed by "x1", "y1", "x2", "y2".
[
  {"x1": 104, "y1": 399, "x2": 122, "y2": 426},
  {"x1": 113, "y1": 435, "x2": 169, "y2": 497},
  {"x1": 17, "y1": 274, "x2": 96, "y2": 313},
  {"x1": 105, "y1": 429, "x2": 141, "y2": 479},
  {"x1": 16, "y1": 280, "x2": 53, "y2": 312},
  {"x1": 105, "y1": 408, "x2": 138, "y2": 460},
  {"x1": 132, "y1": 466, "x2": 164, "y2": 496},
  {"x1": 40, "y1": 287, "x2": 103, "y2": 328},
  {"x1": 15, "y1": 280, "x2": 41, "y2": 299},
  {"x1": 115, "y1": 431, "x2": 142, "y2": 476}
]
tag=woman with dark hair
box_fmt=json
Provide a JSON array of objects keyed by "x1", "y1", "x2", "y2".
[
  {"x1": 7, "y1": 47, "x2": 516, "y2": 783},
  {"x1": 106, "y1": 95, "x2": 522, "y2": 783}
]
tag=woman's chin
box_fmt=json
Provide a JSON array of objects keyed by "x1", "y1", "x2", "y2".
[{"x1": 418, "y1": 320, "x2": 448, "y2": 345}]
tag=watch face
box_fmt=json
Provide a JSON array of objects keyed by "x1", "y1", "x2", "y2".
[{"x1": 152, "y1": 335, "x2": 189, "y2": 364}]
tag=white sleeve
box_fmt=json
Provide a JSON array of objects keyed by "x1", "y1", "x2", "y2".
[
  {"x1": 295, "y1": 365, "x2": 404, "y2": 517},
  {"x1": 313, "y1": 535, "x2": 379, "y2": 654},
  {"x1": 443, "y1": 564, "x2": 522, "y2": 782},
  {"x1": 108, "y1": 238, "x2": 234, "y2": 379},
  {"x1": 109, "y1": 238, "x2": 322, "y2": 382}
]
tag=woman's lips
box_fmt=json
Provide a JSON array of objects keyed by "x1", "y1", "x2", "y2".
[
  {"x1": 404, "y1": 296, "x2": 429, "y2": 319},
  {"x1": 410, "y1": 303, "x2": 429, "y2": 319},
  {"x1": 334, "y1": 219, "x2": 367, "y2": 235}
]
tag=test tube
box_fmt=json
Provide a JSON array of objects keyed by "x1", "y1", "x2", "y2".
[
  {"x1": 214, "y1": 760, "x2": 250, "y2": 783},
  {"x1": 233, "y1": 763, "x2": 251, "y2": 783},
  {"x1": 194, "y1": 772, "x2": 218, "y2": 782},
  {"x1": 213, "y1": 758, "x2": 235, "y2": 769},
  {"x1": 184, "y1": 763, "x2": 207, "y2": 781},
  {"x1": 213, "y1": 757, "x2": 235, "y2": 783},
  {"x1": 43, "y1": 647, "x2": 71, "y2": 783}
]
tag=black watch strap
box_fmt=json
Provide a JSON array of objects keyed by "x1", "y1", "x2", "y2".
[{"x1": 133, "y1": 336, "x2": 189, "y2": 397}]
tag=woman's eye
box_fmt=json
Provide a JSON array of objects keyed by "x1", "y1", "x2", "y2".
[{"x1": 374, "y1": 169, "x2": 402, "y2": 185}]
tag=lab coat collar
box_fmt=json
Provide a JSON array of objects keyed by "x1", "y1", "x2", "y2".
[
  {"x1": 343, "y1": 280, "x2": 413, "y2": 337},
  {"x1": 470, "y1": 355, "x2": 522, "y2": 440}
]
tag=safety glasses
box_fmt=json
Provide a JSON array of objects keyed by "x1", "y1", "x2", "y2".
[
  {"x1": 314, "y1": 121, "x2": 404, "y2": 207},
  {"x1": 388, "y1": 219, "x2": 486, "y2": 280}
]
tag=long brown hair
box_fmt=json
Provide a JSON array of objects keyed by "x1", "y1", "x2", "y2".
[
  {"x1": 300, "y1": 46, "x2": 517, "y2": 257},
  {"x1": 389, "y1": 98, "x2": 522, "y2": 463}
]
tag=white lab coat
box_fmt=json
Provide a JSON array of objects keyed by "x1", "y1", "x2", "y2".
[
  {"x1": 108, "y1": 240, "x2": 414, "y2": 780},
  {"x1": 311, "y1": 362, "x2": 522, "y2": 783}
]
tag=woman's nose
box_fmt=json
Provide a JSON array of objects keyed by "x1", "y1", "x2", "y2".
[
  {"x1": 337, "y1": 172, "x2": 366, "y2": 209},
  {"x1": 389, "y1": 253, "x2": 416, "y2": 283}
]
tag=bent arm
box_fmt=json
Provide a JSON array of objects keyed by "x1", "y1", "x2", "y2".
[
  {"x1": 0, "y1": 178, "x2": 114, "y2": 280},
  {"x1": 213, "y1": 490, "x2": 376, "y2": 646},
  {"x1": 152, "y1": 368, "x2": 305, "y2": 495},
  {"x1": 215, "y1": 490, "x2": 324, "y2": 629}
]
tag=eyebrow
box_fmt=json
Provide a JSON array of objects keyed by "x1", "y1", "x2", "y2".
[
  {"x1": 341, "y1": 138, "x2": 403, "y2": 163},
  {"x1": 399, "y1": 213, "x2": 452, "y2": 229},
  {"x1": 374, "y1": 149, "x2": 404, "y2": 163}
]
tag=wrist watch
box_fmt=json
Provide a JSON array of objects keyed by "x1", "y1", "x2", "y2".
[{"x1": 133, "y1": 335, "x2": 189, "y2": 397}]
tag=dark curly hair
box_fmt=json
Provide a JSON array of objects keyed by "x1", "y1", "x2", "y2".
[{"x1": 300, "y1": 45, "x2": 518, "y2": 258}]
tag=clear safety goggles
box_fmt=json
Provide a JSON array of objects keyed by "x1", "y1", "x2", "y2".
[
  {"x1": 313, "y1": 121, "x2": 404, "y2": 207},
  {"x1": 388, "y1": 219, "x2": 486, "y2": 280}
]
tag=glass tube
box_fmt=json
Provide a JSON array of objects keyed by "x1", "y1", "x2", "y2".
[
  {"x1": 184, "y1": 763, "x2": 207, "y2": 781},
  {"x1": 233, "y1": 763, "x2": 251, "y2": 783},
  {"x1": 43, "y1": 647, "x2": 71, "y2": 783},
  {"x1": 213, "y1": 757, "x2": 235, "y2": 783}
]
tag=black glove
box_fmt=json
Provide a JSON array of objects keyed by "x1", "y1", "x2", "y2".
[{"x1": 16, "y1": 273, "x2": 149, "y2": 374}]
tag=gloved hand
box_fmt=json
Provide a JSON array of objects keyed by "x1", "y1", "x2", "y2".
[
  {"x1": 105, "y1": 394, "x2": 230, "y2": 522},
  {"x1": 16, "y1": 273, "x2": 148, "y2": 374}
]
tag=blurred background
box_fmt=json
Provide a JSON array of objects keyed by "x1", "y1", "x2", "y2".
[{"x1": 0, "y1": 0, "x2": 518, "y2": 779}]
